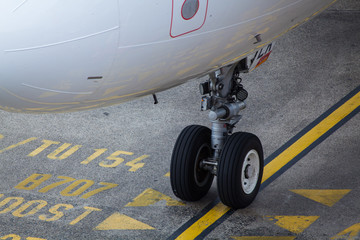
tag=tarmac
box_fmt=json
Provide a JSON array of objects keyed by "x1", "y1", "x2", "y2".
[{"x1": 0, "y1": 0, "x2": 359, "y2": 239}]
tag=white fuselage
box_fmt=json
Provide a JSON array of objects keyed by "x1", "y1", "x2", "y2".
[{"x1": 0, "y1": 0, "x2": 336, "y2": 113}]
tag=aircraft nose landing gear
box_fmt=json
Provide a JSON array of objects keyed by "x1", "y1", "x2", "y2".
[{"x1": 170, "y1": 61, "x2": 264, "y2": 209}]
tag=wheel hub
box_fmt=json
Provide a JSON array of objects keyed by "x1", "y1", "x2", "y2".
[
  {"x1": 194, "y1": 144, "x2": 212, "y2": 187},
  {"x1": 241, "y1": 150, "x2": 260, "y2": 194},
  {"x1": 244, "y1": 164, "x2": 255, "y2": 179}
]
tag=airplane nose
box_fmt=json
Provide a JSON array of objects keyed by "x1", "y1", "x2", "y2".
[{"x1": 0, "y1": 1, "x2": 120, "y2": 113}]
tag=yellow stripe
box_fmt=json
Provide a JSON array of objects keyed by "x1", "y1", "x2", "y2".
[
  {"x1": 0, "y1": 138, "x2": 37, "y2": 154},
  {"x1": 262, "y1": 91, "x2": 360, "y2": 183},
  {"x1": 175, "y1": 203, "x2": 230, "y2": 240}
]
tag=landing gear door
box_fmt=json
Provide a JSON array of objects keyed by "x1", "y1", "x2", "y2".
[
  {"x1": 249, "y1": 43, "x2": 275, "y2": 72},
  {"x1": 170, "y1": 0, "x2": 209, "y2": 38}
]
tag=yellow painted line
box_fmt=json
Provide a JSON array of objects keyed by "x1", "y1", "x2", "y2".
[
  {"x1": 94, "y1": 212, "x2": 155, "y2": 230},
  {"x1": 0, "y1": 137, "x2": 37, "y2": 154},
  {"x1": 290, "y1": 189, "x2": 351, "y2": 207},
  {"x1": 175, "y1": 203, "x2": 230, "y2": 240},
  {"x1": 262, "y1": 91, "x2": 360, "y2": 183},
  {"x1": 264, "y1": 215, "x2": 320, "y2": 234},
  {"x1": 126, "y1": 188, "x2": 185, "y2": 207},
  {"x1": 331, "y1": 223, "x2": 360, "y2": 239},
  {"x1": 69, "y1": 207, "x2": 102, "y2": 225}
]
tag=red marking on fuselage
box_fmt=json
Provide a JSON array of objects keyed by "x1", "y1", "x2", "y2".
[{"x1": 170, "y1": 0, "x2": 209, "y2": 38}]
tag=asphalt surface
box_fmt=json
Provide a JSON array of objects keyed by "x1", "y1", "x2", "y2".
[{"x1": 0, "y1": 0, "x2": 360, "y2": 239}]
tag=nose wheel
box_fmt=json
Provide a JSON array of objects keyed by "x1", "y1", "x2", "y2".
[
  {"x1": 170, "y1": 125, "x2": 214, "y2": 201},
  {"x1": 217, "y1": 132, "x2": 263, "y2": 209},
  {"x1": 170, "y1": 60, "x2": 264, "y2": 209}
]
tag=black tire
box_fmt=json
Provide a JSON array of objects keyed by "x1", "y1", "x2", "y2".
[
  {"x1": 170, "y1": 125, "x2": 214, "y2": 201},
  {"x1": 217, "y1": 132, "x2": 264, "y2": 209}
]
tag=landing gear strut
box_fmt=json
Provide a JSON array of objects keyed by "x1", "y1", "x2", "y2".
[{"x1": 170, "y1": 60, "x2": 264, "y2": 209}]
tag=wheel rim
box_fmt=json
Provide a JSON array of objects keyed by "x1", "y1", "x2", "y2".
[
  {"x1": 194, "y1": 143, "x2": 211, "y2": 187},
  {"x1": 241, "y1": 149, "x2": 260, "y2": 194}
]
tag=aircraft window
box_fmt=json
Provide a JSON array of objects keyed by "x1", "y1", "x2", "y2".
[{"x1": 182, "y1": 0, "x2": 199, "y2": 20}]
